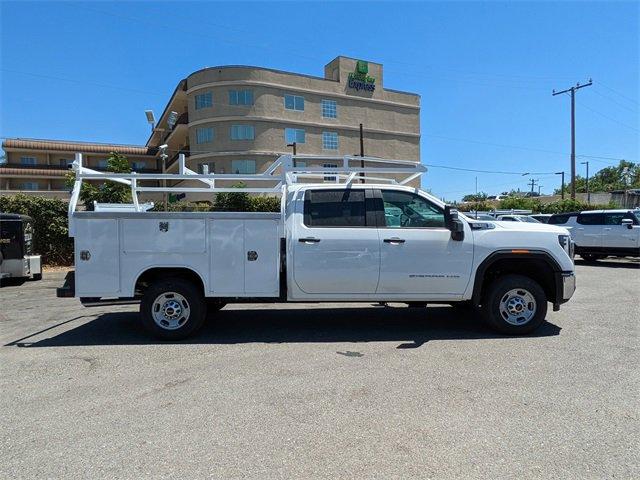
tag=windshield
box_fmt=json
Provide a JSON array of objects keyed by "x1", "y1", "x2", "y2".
[{"x1": 521, "y1": 216, "x2": 541, "y2": 223}]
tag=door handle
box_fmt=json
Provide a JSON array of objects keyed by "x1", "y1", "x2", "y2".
[
  {"x1": 604, "y1": 228, "x2": 612, "y2": 231},
  {"x1": 298, "y1": 237, "x2": 321, "y2": 243},
  {"x1": 383, "y1": 237, "x2": 406, "y2": 244}
]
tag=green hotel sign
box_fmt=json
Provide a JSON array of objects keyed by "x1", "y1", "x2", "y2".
[{"x1": 348, "y1": 60, "x2": 376, "y2": 92}]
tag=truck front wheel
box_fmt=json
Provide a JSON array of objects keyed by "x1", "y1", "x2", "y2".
[
  {"x1": 140, "y1": 277, "x2": 206, "y2": 340},
  {"x1": 482, "y1": 274, "x2": 547, "y2": 335}
]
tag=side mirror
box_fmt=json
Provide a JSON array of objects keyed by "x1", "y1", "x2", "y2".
[
  {"x1": 445, "y1": 205, "x2": 465, "y2": 241},
  {"x1": 621, "y1": 218, "x2": 633, "y2": 229}
]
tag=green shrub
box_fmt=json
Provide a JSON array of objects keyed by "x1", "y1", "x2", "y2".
[{"x1": 0, "y1": 194, "x2": 73, "y2": 265}]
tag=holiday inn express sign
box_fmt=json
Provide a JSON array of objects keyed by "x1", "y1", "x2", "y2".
[{"x1": 348, "y1": 60, "x2": 376, "y2": 92}]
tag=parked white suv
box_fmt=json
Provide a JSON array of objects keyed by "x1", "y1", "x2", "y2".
[{"x1": 548, "y1": 209, "x2": 640, "y2": 261}]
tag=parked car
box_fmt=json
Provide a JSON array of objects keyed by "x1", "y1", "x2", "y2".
[
  {"x1": 462, "y1": 213, "x2": 496, "y2": 221},
  {"x1": 548, "y1": 209, "x2": 640, "y2": 261},
  {"x1": 0, "y1": 213, "x2": 42, "y2": 283},
  {"x1": 496, "y1": 214, "x2": 541, "y2": 223},
  {"x1": 57, "y1": 153, "x2": 576, "y2": 339},
  {"x1": 530, "y1": 214, "x2": 552, "y2": 223}
]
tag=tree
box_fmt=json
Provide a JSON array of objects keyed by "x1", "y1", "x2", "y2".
[
  {"x1": 65, "y1": 152, "x2": 131, "y2": 210},
  {"x1": 554, "y1": 160, "x2": 639, "y2": 195},
  {"x1": 461, "y1": 192, "x2": 488, "y2": 202}
]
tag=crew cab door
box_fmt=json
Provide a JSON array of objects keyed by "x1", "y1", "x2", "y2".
[
  {"x1": 603, "y1": 211, "x2": 640, "y2": 248},
  {"x1": 375, "y1": 189, "x2": 473, "y2": 295},
  {"x1": 575, "y1": 212, "x2": 604, "y2": 247},
  {"x1": 292, "y1": 188, "x2": 380, "y2": 294}
]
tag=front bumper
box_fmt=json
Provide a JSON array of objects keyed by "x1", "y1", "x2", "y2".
[
  {"x1": 562, "y1": 272, "x2": 576, "y2": 301},
  {"x1": 552, "y1": 271, "x2": 576, "y2": 311}
]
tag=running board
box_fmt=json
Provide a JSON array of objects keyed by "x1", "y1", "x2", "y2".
[{"x1": 80, "y1": 297, "x2": 140, "y2": 307}]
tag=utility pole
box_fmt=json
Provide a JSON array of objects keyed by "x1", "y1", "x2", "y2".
[
  {"x1": 538, "y1": 184, "x2": 543, "y2": 196},
  {"x1": 555, "y1": 171, "x2": 565, "y2": 199},
  {"x1": 359, "y1": 123, "x2": 365, "y2": 184},
  {"x1": 528, "y1": 178, "x2": 538, "y2": 196},
  {"x1": 552, "y1": 79, "x2": 593, "y2": 200},
  {"x1": 581, "y1": 161, "x2": 590, "y2": 204}
]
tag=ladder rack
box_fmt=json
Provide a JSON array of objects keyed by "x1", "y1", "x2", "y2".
[{"x1": 68, "y1": 153, "x2": 426, "y2": 230}]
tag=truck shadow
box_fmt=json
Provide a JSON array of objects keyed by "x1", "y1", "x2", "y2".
[{"x1": 11, "y1": 305, "x2": 561, "y2": 349}]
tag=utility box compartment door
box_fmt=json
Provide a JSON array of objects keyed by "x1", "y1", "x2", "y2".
[
  {"x1": 244, "y1": 219, "x2": 279, "y2": 295},
  {"x1": 210, "y1": 220, "x2": 245, "y2": 295},
  {"x1": 75, "y1": 219, "x2": 120, "y2": 296},
  {"x1": 122, "y1": 219, "x2": 206, "y2": 254},
  {"x1": 209, "y1": 219, "x2": 280, "y2": 297}
]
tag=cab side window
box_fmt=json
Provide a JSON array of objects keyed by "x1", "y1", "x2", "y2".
[
  {"x1": 304, "y1": 189, "x2": 367, "y2": 227},
  {"x1": 381, "y1": 190, "x2": 445, "y2": 228},
  {"x1": 577, "y1": 213, "x2": 604, "y2": 225}
]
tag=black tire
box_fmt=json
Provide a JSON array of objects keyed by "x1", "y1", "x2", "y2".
[
  {"x1": 31, "y1": 273, "x2": 42, "y2": 281},
  {"x1": 140, "y1": 277, "x2": 206, "y2": 340},
  {"x1": 481, "y1": 274, "x2": 548, "y2": 335},
  {"x1": 580, "y1": 253, "x2": 600, "y2": 262}
]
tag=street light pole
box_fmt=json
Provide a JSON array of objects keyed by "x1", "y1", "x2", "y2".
[
  {"x1": 555, "y1": 171, "x2": 565, "y2": 200},
  {"x1": 581, "y1": 161, "x2": 590, "y2": 204},
  {"x1": 286, "y1": 142, "x2": 297, "y2": 167}
]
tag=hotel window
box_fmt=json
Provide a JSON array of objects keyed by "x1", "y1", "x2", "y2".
[
  {"x1": 98, "y1": 159, "x2": 109, "y2": 168},
  {"x1": 195, "y1": 92, "x2": 213, "y2": 110},
  {"x1": 285, "y1": 128, "x2": 306, "y2": 144},
  {"x1": 21, "y1": 182, "x2": 39, "y2": 190},
  {"x1": 230, "y1": 125, "x2": 255, "y2": 140},
  {"x1": 20, "y1": 156, "x2": 37, "y2": 165},
  {"x1": 323, "y1": 163, "x2": 338, "y2": 182},
  {"x1": 196, "y1": 127, "x2": 214, "y2": 144},
  {"x1": 131, "y1": 161, "x2": 146, "y2": 171},
  {"x1": 231, "y1": 159, "x2": 257, "y2": 174},
  {"x1": 321, "y1": 99, "x2": 337, "y2": 118},
  {"x1": 284, "y1": 94, "x2": 304, "y2": 111},
  {"x1": 59, "y1": 158, "x2": 73, "y2": 167},
  {"x1": 322, "y1": 132, "x2": 338, "y2": 150},
  {"x1": 229, "y1": 89, "x2": 254, "y2": 106},
  {"x1": 198, "y1": 161, "x2": 216, "y2": 174}
]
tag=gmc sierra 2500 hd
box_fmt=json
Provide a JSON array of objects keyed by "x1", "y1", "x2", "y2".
[{"x1": 57, "y1": 153, "x2": 576, "y2": 339}]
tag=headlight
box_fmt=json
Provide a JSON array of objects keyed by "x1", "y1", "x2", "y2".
[{"x1": 558, "y1": 234, "x2": 574, "y2": 258}]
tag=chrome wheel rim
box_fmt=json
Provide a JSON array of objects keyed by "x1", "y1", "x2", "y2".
[
  {"x1": 499, "y1": 288, "x2": 537, "y2": 326},
  {"x1": 152, "y1": 292, "x2": 190, "y2": 330}
]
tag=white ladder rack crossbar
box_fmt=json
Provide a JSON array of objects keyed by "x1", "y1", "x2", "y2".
[{"x1": 68, "y1": 153, "x2": 426, "y2": 231}]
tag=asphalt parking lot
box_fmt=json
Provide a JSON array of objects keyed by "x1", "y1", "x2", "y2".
[{"x1": 1, "y1": 259, "x2": 639, "y2": 479}]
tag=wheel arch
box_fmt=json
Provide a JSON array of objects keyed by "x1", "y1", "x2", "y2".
[
  {"x1": 133, "y1": 267, "x2": 207, "y2": 297},
  {"x1": 472, "y1": 250, "x2": 563, "y2": 307}
]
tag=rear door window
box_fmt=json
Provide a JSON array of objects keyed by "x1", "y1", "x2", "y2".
[
  {"x1": 303, "y1": 189, "x2": 368, "y2": 227},
  {"x1": 549, "y1": 214, "x2": 574, "y2": 224},
  {"x1": 577, "y1": 213, "x2": 604, "y2": 225}
]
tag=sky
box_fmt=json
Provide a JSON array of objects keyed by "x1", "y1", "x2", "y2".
[{"x1": 1, "y1": 0, "x2": 638, "y2": 200}]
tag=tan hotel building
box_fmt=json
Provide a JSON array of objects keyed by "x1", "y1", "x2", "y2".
[{"x1": 1, "y1": 56, "x2": 420, "y2": 200}]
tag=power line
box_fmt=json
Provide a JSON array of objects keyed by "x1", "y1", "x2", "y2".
[
  {"x1": 592, "y1": 88, "x2": 638, "y2": 113},
  {"x1": 596, "y1": 81, "x2": 639, "y2": 106},
  {"x1": 575, "y1": 99, "x2": 640, "y2": 133}
]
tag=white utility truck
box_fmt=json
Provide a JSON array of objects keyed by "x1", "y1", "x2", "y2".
[{"x1": 57, "y1": 154, "x2": 576, "y2": 339}]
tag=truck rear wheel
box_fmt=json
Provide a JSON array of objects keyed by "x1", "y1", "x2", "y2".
[
  {"x1": 140, "y1": 277, "x2": 206, "y2": 340},
  {"x1": 482, "y1": 274, "x2": 547, "y2": 335}
]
